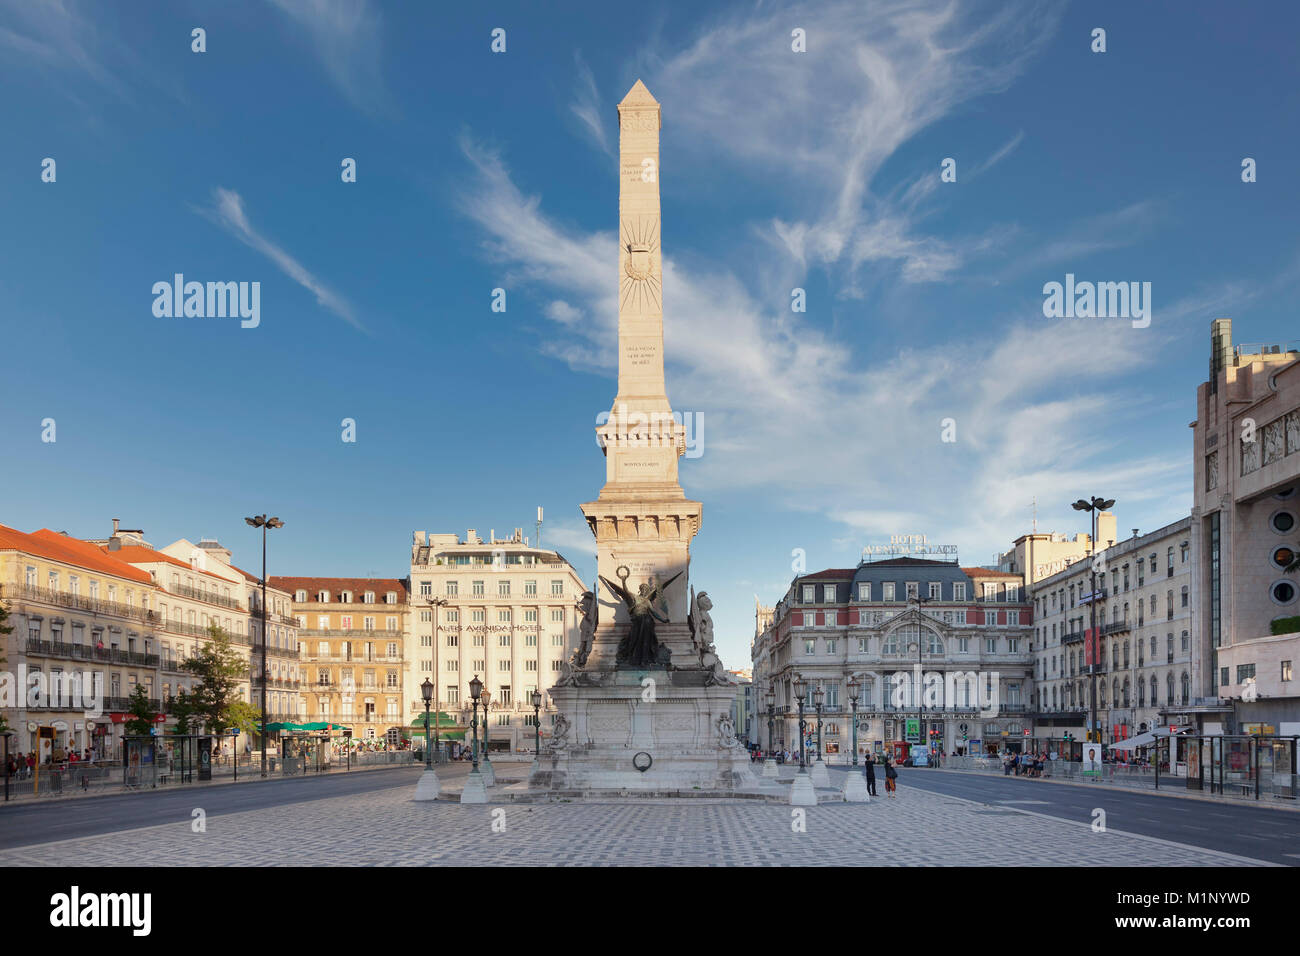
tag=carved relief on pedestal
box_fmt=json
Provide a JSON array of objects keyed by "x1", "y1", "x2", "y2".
[{"x1": 619, "y1": 216, "x2": 662, "y2": 314}]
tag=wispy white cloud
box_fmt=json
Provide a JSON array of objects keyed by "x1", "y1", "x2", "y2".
[
  {"x1": 197, "y1": 188, "x2": 365, "y2": 331},
  {"x1": 570, "y1": 53, "x2": 613, "y2": 158},
  {"x1": 265, "y1": 0, "x2": 392, "y2": 116}
]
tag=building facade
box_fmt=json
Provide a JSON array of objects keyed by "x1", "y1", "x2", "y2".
[
  {"x1": 753, "y1": 557, "x2": 1034, "y2": 761},
  {"x1": 409, "y1": 528, "x2": 587, "y2": 753},
  {"x1": 0, "y1": 525, "x2": 162, "y2": 760},
  {"x1": 269, "y1": 576, "x2": 409, "y2": 742},
  {"x1": 1029, "y1": 516, "x2": 1200, "y2": 744},
  {"x1": 1193, "y1": 318, "x2": 1300, "y2": 736}
]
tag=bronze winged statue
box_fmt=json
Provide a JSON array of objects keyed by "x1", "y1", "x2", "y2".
[{"x1": 600, "y1": 570, "x2": 683, "y2": 667}]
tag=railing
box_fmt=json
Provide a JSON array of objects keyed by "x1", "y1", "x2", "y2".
[
  {"x1": 6, "y1": 583, "x2": 158, "y2": 625},
  {"x1": 1102, "y1": 621, "x2": 1131, "y2": 635},
  {"x1": 26, "y1": 638, "x2": 160, "y2": 668},
  {"x1": 172, "y1": 584, "x2": 244, "y2": 611},
  {"x1": 298, "y1": 629, "x2": 403, "y2": 638},
  {"x1": 1062, "y1": 631, "x2": 1085, "y2": 644}
]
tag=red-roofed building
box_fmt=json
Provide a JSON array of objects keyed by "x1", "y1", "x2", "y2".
[{"x1": 1, "y1": 524, "x2": 165, "y2": 760}]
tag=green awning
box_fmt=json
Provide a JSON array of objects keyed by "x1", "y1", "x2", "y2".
[
  {"x1": 409, "y1": 712, "x2": 458, "y2": 728},
  {"x1": 411, "y1": 729, "x2": 466, "y2": 740},
  {"x1": 267, "y1": 722, "x2": 350, "y2": 733}
]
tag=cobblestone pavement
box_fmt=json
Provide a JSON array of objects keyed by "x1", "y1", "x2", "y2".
[{"x1": 0, "y1": 768, "x2": 1271, "y2": 866}]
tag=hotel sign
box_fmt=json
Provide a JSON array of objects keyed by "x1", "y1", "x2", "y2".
[{"x1": 862, "y1": 534, "x2": 957, "y2": 558}]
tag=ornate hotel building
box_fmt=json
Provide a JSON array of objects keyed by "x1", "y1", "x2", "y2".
[
  {"x1": 752, "y1": 556, "x2": 1034, "y2": 760},
  {"x1": 1193, "y1": 319, "x2": 1300, "y2": 736},
  {"x1": 409, "y1": 528, "x2": 587, "y2": 753},
  {"x1": 1029, "y1": 516, "x2": 1201, "y2": 744},
  {"x1": 268, "y1": 576, "x2": 409, "y2": 742}
]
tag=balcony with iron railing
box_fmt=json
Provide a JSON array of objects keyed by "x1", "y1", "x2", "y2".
[
  {"x1": 171, "y1": 583, "x2": 244, "y2": 611},
  {"x1": 298, "y1": 629, "x2": 403, "y2": 639},
  {"x1": 5, "y1": 583, "x2": 158, "y2": 626},
  {"x1": 26, "y1": 637, "x2": 160, "y2": 669}
]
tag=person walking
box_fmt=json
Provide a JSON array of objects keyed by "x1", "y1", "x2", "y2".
[
  {"x1": 864, "y1": 754, "x2": 877, "y2": 797},
  {"x1": 884, "y1": 756, "x2": 898, "y2": 798}
]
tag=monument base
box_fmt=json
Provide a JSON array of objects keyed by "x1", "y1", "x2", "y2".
[
  {"x1": 413, "y1": 768, "x2": 441, "y2": 801},
  {"x1": 530, "y1": 669, "x2": 756, "y2": 792},
  {"x1": 761, "y1": 758, "x2": 778, "y2": 778}
]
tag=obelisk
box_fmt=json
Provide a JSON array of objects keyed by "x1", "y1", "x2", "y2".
[
  {"x1": 582, "y1": 79, "x2": 702, "y2": 669},
  {"x1": 532, "y1": 81, "x2": 751, "y2": 794}
]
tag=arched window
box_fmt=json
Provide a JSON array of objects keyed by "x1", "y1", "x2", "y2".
[
  {"x1": 1052, "y1": 686, "x2": 1058, "y2": 709},
  {"x1": 1122, "y1": 678, "x2": 1130, "y2": 707},
  {"x1": 1138, "y1": 679, "x2": 1145, "y2": 707},
  {"x1": 1180, "y1": 672, "x2": 1190, "y2": 705},
  {"x1": 1111, "y1": 678, "x2": 1119, "y2": 704},
  {"x1": 1166, "y1": 634, "x2": 1173, "y2": 661},
  {"x1": 1123, "y1": 640, "x2": 1130, "y2": 667},
  {"x1": 1100, "y1": 683, "x2": 1107, "y2": 708},
  {"x1": 883, "y1": 632, "x2": 899, "y2": 654},
  {"x1": 1166, "y1": 673, "x2": 1174, "y2": 705},
  {"x1": 1150, "y1": 675, "x2": 1158, "y2": 704}
]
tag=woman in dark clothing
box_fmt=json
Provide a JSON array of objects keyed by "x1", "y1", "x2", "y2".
[
  {"x1": 864, "y1": 755, "x2": 877, "y2": 797},
  {"x1": 884, "y1": 757, "x2": 898, "y2": 797}
]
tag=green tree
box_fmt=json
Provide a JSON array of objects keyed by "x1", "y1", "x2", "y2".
[
  {"x1": 182, "y1": 625, "x2": 262, "y2": 734},
  {"x1": 169, "y1": 688, "x2": 196, "y2": 736},
  {"x1": 122, "y1": 684, "x2": 157, "y2": 738}
]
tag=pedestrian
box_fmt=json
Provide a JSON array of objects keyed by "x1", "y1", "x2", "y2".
[
  {"x1": 884, "y1": 757, "x2": 898, "y2": 797},
  {"x1": 864, "y1": 755, "x2": 877, "y2": 797}
]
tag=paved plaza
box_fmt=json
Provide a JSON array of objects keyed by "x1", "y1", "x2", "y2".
[{"x1": 0, "y1": 765, "x2": 1272, "y2": 866}]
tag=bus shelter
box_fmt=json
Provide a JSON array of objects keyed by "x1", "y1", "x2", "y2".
[{"x1": 278, "y1": 731, "x2": 334, "y2": 774}]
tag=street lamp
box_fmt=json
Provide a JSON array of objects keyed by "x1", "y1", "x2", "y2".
[
  {"x1": 414, "y1": 677, "x2": 440, "y2": 801},
  {"x1": 468, "y1": 674, "x2": 483, "y2": 772},
  {"x1": 427, "y1": 596, "x2": 449, "y2": 757},
  {"x1": 792, "y1": 673, "x2": 808, "y2": 773},
  {"x1": 244, "y1": 514, "x2": 284, "y2": 778},
  {"x1": 848, "y1": 675, "x2": 860, "y2": 766},
  {"x1": 421, "y1": 678, "x2": 434, "y2": 770},
  {"x1": 762, "y1": 685, "x2": 777, "y2": 777},
  {"x1": 1072, "y1": 495, "x2": 1116, "y2": 745},
  {"x1": 531, "y1": 689, "x2": 543, "y2": 759},
  {"x1": 460, "y1": 674, "x2": 487, "y2": 803},
  {"x1": 813, "y1": 684, "x2": 825, "y2": 763},
  {"x1": 911, "y1": 594, "x2": 933, "y2": 759},
  {"x1": 479, "y1": 689, "x2": 495, "y2": 786}
]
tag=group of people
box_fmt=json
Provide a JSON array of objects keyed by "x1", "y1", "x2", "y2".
[
  {"x1": 862, "y1": 754, "x2": 899, "y2": 798},
  {"x1": 5, "y1": 749, "x2": 97, "y2": 779},
  {"x1": 1002, "y1": 751, "x2": 1049, "y2": 777}
]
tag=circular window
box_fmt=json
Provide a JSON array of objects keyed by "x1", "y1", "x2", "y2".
[
  {"x1": 1276, "y1": 486, "x2": 1296, "y2": 500},
  {"x1": 1271, "y1": 580, "x2": 1298, "y2": 606},
  {"x1": 1272, "y1": 546, "x2": 1297, "y2": 570},
  {"x1": 1271, "y1": 510, "x2": 1297, "y2": 534}
]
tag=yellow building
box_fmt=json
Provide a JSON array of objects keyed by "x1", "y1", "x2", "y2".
[
  {"x1": 270, "y1": 576, "x2": 409, "y2": 743},
  {"x1": 0, "y1": 524, "x2": 163, "y2": 759}
]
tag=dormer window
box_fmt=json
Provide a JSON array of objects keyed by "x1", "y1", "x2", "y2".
[
  {"x1": 295, "y1": 590, "x2": 307, "y2": 602},
  {"x1": 385, "y1": 592, "x2": 396, "y2": 604},
  {"x1": 317, "y1": 590, "x2": 330, "y2": 603},
  {"x1": 340, "y1": 591, "x2": 352, "y2": 603},
  {"x1": 364, "y1": 591, "x2": 375, "y2": 604}
]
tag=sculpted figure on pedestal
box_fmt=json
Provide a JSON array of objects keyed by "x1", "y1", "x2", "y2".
[
  {"x1": 716, "y1": 713, "x2": 740, "y2": 749},
  {"x1": 602, "y1": 567, "x2": 682, "y2": 668},
  {"x1": 690, "y1": 588, "x2": 734, "y2": 685},
  {"x1": 548, "y1": 713, "x2": 571, "y2": 752},
  {"x1": 557, "y1": 589, "x2": 598, "y2": 686}
]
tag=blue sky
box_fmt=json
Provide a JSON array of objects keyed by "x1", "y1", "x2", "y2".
[{"x1": 2, "y1": 0, "x2": 1297, "y2": 669}]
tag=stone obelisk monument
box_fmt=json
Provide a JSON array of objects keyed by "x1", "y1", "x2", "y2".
[{"x1": 530, "y1": 81, "x2": 753, "y2": 793}]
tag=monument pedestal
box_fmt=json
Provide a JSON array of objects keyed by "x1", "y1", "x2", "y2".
[
  {"x1": 481, "y1": 758, "x2": 496, "y2": 788},
  {"x1": 761, "y1": 758, "x2": 778, "y2": 778},
  {"x1": 460, "y1": 769, "x2": 488, "y2": 804},
  {"x1": 789, "y1": 771, "x2": 817, "y2": 806},
  {"x1": 530, "y1": 670, "x2": 755, "y2": 792},
  {"x1": 842, "y1": 770, "x2": 870, "y2": 803},
  {"x1": 413, "y1": 767, "x2": 441, "y2": 801},
  {"x1": 810, "y1": 758, "x2": 830, "y2": 788}
]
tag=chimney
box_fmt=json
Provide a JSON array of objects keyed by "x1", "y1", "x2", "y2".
[
  {"x1": 1097, "y1": 511, "x2": 1117, "y2": 549},
  {"x1": 1132, "y1": 528, "x2": 1139, "y2": 538}
]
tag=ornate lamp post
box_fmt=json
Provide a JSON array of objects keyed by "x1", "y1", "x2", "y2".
[
  {"x1": 813, "y1": 684, "x2": 825, "y2": 762},
  {"x1": 1072, "y1": 495, "x2": 1116, "y2": 745},
  {"x1": 762, "y1": 685, "x2": 777, "y2": 777},
  {"x1": 531, "y1": 689, "x2": 543, "y2": 758},
  {"x1": 789, "y1": 673, "x2": 816, "y2": 806},
  {"x1": 414, "y1": 677, "x2": 440, "y2": 801},
  {"x1": 848, "y1": 675, "x2": 860, "y2": 766},
  {"x1": 244, "y1": 514, "x2": 283, "y2": 779},
  {"x1": 793, "y1": 673, "x2": 808, "y2": 772},
  {"x1": 479, "y1": 689, "x2": 496, "y2": 786},
  {"x1": 461, "y1": 675, "x2": 487, "y2": 803}
]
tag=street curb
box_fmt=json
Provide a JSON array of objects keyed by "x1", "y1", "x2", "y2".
[
  {"x1": 925, "y1": 766, "x2": 1300, "y2": 814},
  {"x1": 0, "y1": 761, "x2": 423, "y2": 809}
]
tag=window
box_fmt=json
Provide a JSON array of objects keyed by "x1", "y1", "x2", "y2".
[
  {"x1": 906, "y1": 582, "x2": 919, "y2": 600},
  {"x1": 446, "y1": 609, "x2": 459, "y2": 622},
  {"x1": 1220, "y1": 666, "x2": 1229, "y2": 686},
  {"x1": 418, "y1": 581, "x2": 431, "y2": 597},
  {"x1": 984, "y1": 611, "x2": 995, "y2": 626},
  {"x1": 472, "y1": 610, "x2": 485, "y2": 623},
  {"x1": 1283, "y1": 661, "x2": 1293, "y2": 682},
  {"x1": 524, "y1": 609, "x2": 538, "y2": 623},
  {"x1": 825, "y1": 639, "x2": 836, "y2": 654},
  {"x1": 985, "y1": 638, "x2": 997, "y2": 654},
  {"x1": 825, "y1": 611, "x2": 836, "y2": 627},
  {"x1": 954, "y1": 583, "x2": 966, "y2": 601},
  {"x1": 1236, "y1": 663, "x2": 1256, "y2": 682},
  {"x1": 857, "y1": 638, "x2": 868, "y2": 652},
  {"x1": 804, "y1": 639, "x2": 816, "y2": 655},
  {"x1": 803, "y1": 585, "x2": 816, "y2": 603},
  {"x1": 446, "y1": 581, "x2": 459, "y2": 596},
  {"x1": 524, "y1": 580, "x2": 537, "y2": 596},
  {"x1": 386, "y1": 592, "x2": 397, "y2": 604},
  {"x1": 858, "y1": 583, "x2": 871, "y2": 601},
  {"x1": 1009, "y1": 638, "x2": 1020, "y2": 653},
  {"x1": 498, "y1": 660, "x2": 510, "y2": 672},
  {"x1": 472, "y1": 580, "x2": 485, "y2": 597},
  {"x1": 363, "y1": 591, "x2": 375, "y2": 604},
  {"x1": 498, "y1": 633, "x2": 511, "y2": 646},
  {"x1": 498, "y1": 580, "x2": 511, "y2": 597},
  {"x1": 928, "y1": 582, "x2": 941, "y2": 600},
  {"x1": 446, "y1": 633, "x2": 458, "y2": 647},
  {"x1": 551, "y1": 609, "x2": 563, "y2": 622},
  {"x1": 551, "y1": 580, "x2": 564, "y2": 596},
  {"x1": 882, "y1": 583, "x2": 895, "y2": 602},
  {"x1": 883, "y1": 633, "x2": 898, "y2": 654},
  {"x1": 1008, "y1": 611, "x2": 1020, "y2": 625},
  {"x1": 498, "y1": 610, "x2": 511, "y2": 623}
]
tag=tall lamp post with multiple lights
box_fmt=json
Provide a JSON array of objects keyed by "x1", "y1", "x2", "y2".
[
  {"x1": 910, "y1": 594, "x2": 933, "y2": 762},
  {"x1": 1072, "y1": 496, "x2": 1116, "y2": 745},
  {"x1": 762, "y1": 685, "x2": 777, "y2": 777},
  {"x1": 244, "y1": 514, "x2": 283, "y2": 778},
  {"x1": 810, "y1": 683, "x2": 829, "y2": 784},
  {"x1": 426, "y1": 596, "x2": 448, "y2": 758}
]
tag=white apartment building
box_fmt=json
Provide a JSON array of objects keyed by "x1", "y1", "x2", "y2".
[
  {"x1": 1030, "y1": 516, "x2": 1200, "y2": 743},
  {"x1": 409, "y1": 528, "x2": 586, "y2": 753}
]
